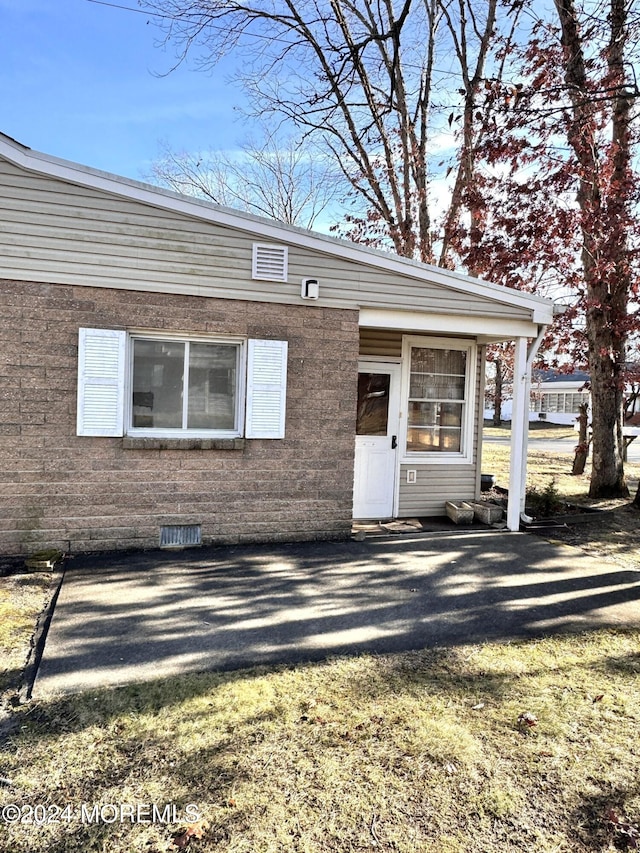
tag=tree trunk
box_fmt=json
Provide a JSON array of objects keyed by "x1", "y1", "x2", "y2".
[
  {"x1": 554, "y1": 0, "x2": 630, "y2": 498},
  {"x1": 588, "y1": 345, "x2": 628, "y2": 496},
  {"x1": 572, "y1": 402, "x2": 589, "y2": 475},
  {"x1": 492, "y1": 357, "x2": 503, "y2": 426}
]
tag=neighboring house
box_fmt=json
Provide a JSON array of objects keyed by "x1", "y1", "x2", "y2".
[
  {"x1": 485, "y1": 370, "x2": 591, "y2": 425},
  {"x1": 529, "y1": 369, "x2": 590, "y2": 425},
  {"x1": 0, "y1": 132, "x2": 555, "y2": 556}
]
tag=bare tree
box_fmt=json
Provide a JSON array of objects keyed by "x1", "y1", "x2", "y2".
[
  {"x1": 148, "y1": 131, "x2": 340, "y2": 228},
  {"x1": 140, "y1": 0, "x2": 519, "y2": 263},
  {"x1": 141, "y1": 0, "x2": 639, "y2": 502}
]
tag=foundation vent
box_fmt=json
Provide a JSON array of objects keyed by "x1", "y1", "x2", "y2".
[{"x1": 159, "y1": 524, "x2": 202, "y2": 549}]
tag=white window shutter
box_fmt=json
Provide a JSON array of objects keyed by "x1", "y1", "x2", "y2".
[
  {"x1": 77, "y1": 328, "x2": 126, "y2": 436},
  {"x1": 245, "y1": 339, "x2": 288, "y2": 439}
]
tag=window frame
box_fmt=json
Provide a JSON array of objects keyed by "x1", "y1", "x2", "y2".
[
  {"x1": 77, "y1": 328, "x2": 288, "y2": 440},
  {"x1": 400, "y1": 335, "x2": 476, "y2": 464},
  {"x1": 125, "y1": 331, "x2": 246, "y2": 439}
]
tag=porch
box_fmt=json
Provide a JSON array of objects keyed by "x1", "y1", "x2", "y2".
[{"x1": 355, "y1": 320, "x2": 545, "y2": 532}]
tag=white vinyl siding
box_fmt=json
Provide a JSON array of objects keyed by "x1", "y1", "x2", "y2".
[
  {"x1": 76, "y1": 329, "x2": 287, "y2": 440},
  {"x1": 245, "y1": 339, "x2": 288, "y2": 439},
  {"x1": 77, "y1": 328, "x2": 126, "y2": 436}
]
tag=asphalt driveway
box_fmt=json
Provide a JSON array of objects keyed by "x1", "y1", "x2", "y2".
[{"x1": 33, "y1": 530, "x2": 640, "y2": 697}]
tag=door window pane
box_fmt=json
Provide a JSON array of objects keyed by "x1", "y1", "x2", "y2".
[{"x1": 357, "y1": 372, "x2": 390, "y2": 435}]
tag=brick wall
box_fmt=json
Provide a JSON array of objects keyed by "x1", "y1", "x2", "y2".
[{"x1": 0, "y1": 279, "x2": 359, "y2": 556}]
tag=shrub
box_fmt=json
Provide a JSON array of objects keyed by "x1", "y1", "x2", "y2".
[{"x1": 525, "y1": 479, "x2": 563, "y2": 518}]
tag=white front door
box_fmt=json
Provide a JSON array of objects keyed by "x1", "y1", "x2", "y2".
[{"x1": 353, "y1": 363, "x2": 400, "y2": 519}]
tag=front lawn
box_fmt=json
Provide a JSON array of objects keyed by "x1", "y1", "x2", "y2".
[
  {"x1": 1, "y1": 631, "x2": 639, "y2": 852},
  {"x1": 481, "y1": 430, "x2": 640, "y2": 571},
  {"x1": 483, "y1": 421, "x2": 577, "y2": 441},
  {"x1": 1, "y1": 429, "x2": 639, "y2": 852}
]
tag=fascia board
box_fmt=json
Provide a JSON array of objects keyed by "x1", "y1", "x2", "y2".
[
  {"x1": 359, "y1": 307, "x2": 543, "y2": 340},
  {"x1": 0, "y1": 133, "x2": 554, "y2": 323}
]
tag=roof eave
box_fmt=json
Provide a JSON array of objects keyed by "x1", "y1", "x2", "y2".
[{"x1": 0, "y1": 131, "x2": 556, "y2": 323}]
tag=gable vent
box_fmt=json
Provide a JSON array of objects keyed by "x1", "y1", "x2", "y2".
[
  {"x1": 159, "y1": 524, "x2": 202, "y2": 549},
  {"x1": 252, "y1": 243, "x2": 288, "y2": 282}
]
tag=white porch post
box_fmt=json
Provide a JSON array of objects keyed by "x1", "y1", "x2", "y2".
[{"x1": 507, "y1": 336, "x2": 529, "y2": 531}]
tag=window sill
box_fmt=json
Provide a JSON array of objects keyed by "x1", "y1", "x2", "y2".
[
  {"x1": 400, "y1": 454, "x2": 472, "y2": 465},
  {"x1": 122, "y1": 437, "x2": 246, "y2": 451}
]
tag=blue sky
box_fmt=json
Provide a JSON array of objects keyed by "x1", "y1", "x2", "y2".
[{"x1": 1, "y1": 0, "x2": 247, "y2": 181}]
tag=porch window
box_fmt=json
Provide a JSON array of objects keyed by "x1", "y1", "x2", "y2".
[{"x1": 406, "y1": 342, "x2": 471, "y2": 455}]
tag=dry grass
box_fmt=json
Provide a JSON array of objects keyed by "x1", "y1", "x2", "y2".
[
  {"x1": 1, "y1": 632, "x2": 639, "y2": 852},
  {"x1": 481, "y1": 440, "x2": 640, "y2": 501},
  {"x1": 0, "y1": 571, "x2": 51, "y2": 702},
  {"x1": 483, "y1": 422, "x2": 577, "y2": 441},
  {"x1": 481, "y1": 429, "x2": 640, "y2": 571}
]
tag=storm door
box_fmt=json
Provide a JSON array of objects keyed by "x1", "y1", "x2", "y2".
[{"x1": 353, "y1": 363, "x2": 400, "y2": 519}]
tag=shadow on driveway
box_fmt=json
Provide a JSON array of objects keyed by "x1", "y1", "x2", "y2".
[{"x1": 33, "y1": 531, "x2": 640, "y2": 696}]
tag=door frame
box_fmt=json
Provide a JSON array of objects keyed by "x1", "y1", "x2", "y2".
[{"x1": 354, "y1": 358, "x2": 402, "y2": 519}]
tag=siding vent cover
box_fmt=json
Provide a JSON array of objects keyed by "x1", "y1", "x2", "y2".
[
  {"x1": 159, "y1": 524, "x2": 202, "y2": 549},
  {"x1": 252, "y1": 243, "x2": 288, "y2": 282}
]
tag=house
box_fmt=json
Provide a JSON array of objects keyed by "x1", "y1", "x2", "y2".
[
  {"x1": 529, "y1": 369, "x2": 590, "y2": 424},
  {"x1": 485, "y1": 369, "x2": 591, "y2": 425},
  {"x1": 0, "y1": 132, "x2": 556, "y2": 556}
]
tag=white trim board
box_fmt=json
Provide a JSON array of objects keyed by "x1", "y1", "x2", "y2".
[{"x1": 359, "y1": 308, "x2": 544, "y2": 341}]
